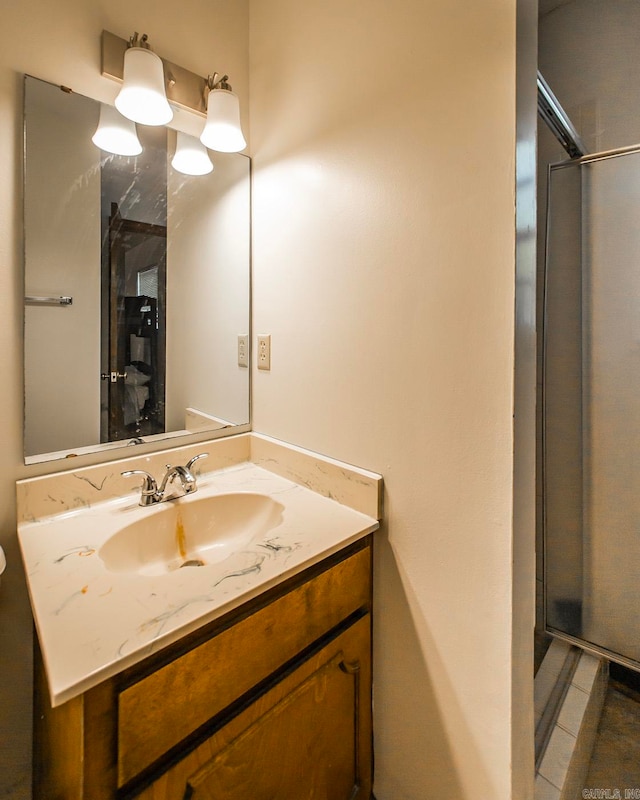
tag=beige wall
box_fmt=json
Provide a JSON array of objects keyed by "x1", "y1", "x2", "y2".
[
  {"x1": 24, "y1": 80, "x2": 101, "y2": 457},
  {"x1": 166, "y1": 152, "x2": 250, "y2": 430},
  {"x1": 249, "y1": 0, "x2": 534, "y2": 797},
  {"x1": 0, "y1": 2, "x2": 248, "y2": 796},
  {"x1": 0, "y1": 0, "x2": 535, "y2": 797}
]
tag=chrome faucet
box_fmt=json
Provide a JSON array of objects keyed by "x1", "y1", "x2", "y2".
[{"x1": 122, "y1": 452, "x2": 208, "y2": 506}]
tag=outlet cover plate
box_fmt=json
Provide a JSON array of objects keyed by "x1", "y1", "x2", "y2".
[
  {"x1": 257, "y1": 334, "x2": 271, "y2": 370},
  {"x1": 237, "y1": 334, "x2": 249, "y2": 368}
]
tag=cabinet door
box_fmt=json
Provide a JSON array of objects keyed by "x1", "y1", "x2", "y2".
[
  {"x1": 135, "y1": 615, "x2": 372, "y2": 800},
  {"x1": 118, "y1": 546, "x2": 371, "y2": 786}
]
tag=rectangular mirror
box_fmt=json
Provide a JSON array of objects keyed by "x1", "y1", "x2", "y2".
[{"x1": 23, "y1": 75, "x2": 250, "y2": 464}]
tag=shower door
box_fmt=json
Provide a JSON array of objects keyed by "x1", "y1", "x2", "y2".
[{"x1": 544, "y1": 145, "x2": 640, "y2": 671}]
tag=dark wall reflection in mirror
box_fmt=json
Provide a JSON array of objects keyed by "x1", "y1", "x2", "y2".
[{"x1": 24, "y1": 76, "x2": 250, "y2": 463}]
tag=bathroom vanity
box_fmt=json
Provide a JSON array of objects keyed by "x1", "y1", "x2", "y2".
[
  {"x1": 18, "y1": 433, "x2": 382, "y2": 799},
  {"x1": 34, "y1": 538, "x2": 372, "y2": 798}
]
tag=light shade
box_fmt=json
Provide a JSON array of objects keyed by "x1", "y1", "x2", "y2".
[
  {"x1": 200, "y1": 88, "x2": 246, "y2": 153},
  {"x1": 115, "y1": 46, "x2": 173, "y2": 126},
  {"x1": 92, "y1": 104, "x2": 142, "y2": 156},
  {"x1": 171, "y1": 131, "x2": 214, "y2": 176}
]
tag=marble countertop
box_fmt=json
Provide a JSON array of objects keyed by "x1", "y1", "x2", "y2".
[{"x1": 18, "y1": 459, "x2": 380, "y2": 706}]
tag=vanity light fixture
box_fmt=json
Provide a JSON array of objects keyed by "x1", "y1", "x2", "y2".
[
  {"x1": 171, "y1": 131, "x2": 214, "y2": 175},
  {"x1": 114, "y1": 33, "x2": 173, "y2": 126},
  {"x1": 101, "y1": 31, "x2": 246, "y2": 152},
  {"x1": 91, "y1": 103, "x2": 142, "y2": 156},
  {"x1": 200, "y1": 74, "x2": 247, "y2": 153}
]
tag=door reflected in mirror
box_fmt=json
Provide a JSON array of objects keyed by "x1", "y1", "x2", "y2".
[
  {"x1": 23, "y1": 76, "x2": 250, "y2": 463},
  {"x1": 104, "y1": 204, "x2": 167, "y2": 441}
]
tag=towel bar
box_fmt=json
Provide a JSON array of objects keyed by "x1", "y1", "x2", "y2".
[{"x1": 25, "y1": 296, "x2": 73, "y2": 306}]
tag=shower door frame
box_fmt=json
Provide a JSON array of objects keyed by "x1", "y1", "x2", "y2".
[{"x1": 542, "y1": 140, "x2": 640, "y2": 674}]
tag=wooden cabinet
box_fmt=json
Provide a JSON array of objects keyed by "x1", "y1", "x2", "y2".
[
  {"x1": 135, "y1": 616, "x2": 370, "y2": 800},
  {"x1": 34, "y1": 537, "x2": 373, "y2": 800}
]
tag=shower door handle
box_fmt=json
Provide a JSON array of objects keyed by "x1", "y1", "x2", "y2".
[{"x1": 100, "y1": 371, "x2": 127, "y2": 382}]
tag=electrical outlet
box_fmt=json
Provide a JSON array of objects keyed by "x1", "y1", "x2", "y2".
[
  {"x1": 257, "y1": 334, "x2": 271, "y2": 370},
  {"x1": 237, "y1": 334, "x2": 249, "y2": 368}
]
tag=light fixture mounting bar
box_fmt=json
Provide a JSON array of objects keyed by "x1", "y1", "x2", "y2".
[{"x1": 101, "y1": 30, "x2": 208, "y2": 117}]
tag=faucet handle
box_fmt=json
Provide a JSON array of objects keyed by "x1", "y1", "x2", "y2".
[
  {"x1": 121, "y1": 469, "x2": 158, "y2": 500},
  {"x1": 186, "y1": 452, "x2": 208, "y2": 472}
]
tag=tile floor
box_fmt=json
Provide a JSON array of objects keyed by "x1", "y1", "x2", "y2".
[
  {"x1": 582, "y1": 681, "x2": 640, "y2": 797},
  {"x1": 536, "y1": 649, "x2": 603, "y2": 799}
]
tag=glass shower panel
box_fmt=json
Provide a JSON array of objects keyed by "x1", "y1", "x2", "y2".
[
  {"x1": 545, "y1": 149, "x2": 640, "y2": 670},
  {"x1": 544, "y1": 160, "x2": 584, "y2": 640}
]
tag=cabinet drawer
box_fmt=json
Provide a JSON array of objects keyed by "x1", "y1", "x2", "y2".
[{"x1": 117, "y1": 546, "x2": 371, "y2": 786}]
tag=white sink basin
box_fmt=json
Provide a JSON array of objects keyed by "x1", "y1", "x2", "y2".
[{"x1": 99, "y1": 493, "x2": 284, "y2": 577}]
